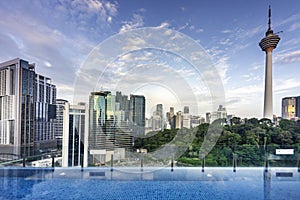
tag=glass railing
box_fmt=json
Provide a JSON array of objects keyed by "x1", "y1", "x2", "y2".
[{"x1": 1, "y1": 145, "x2": 298, "y2": 170}]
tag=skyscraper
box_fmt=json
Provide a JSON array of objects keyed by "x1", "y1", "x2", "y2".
[
  {"x1": 168, "y1": 107, "x2": 176, "y2": 129},
  {"x1": 152, "y1": 104, "x2": 164, "y2": 130},
  {"x1": 0, "y1": 58, "x2": 56, "y2": 156},
  {"x1": 0, "y1": 58, "x2": 35, "y2": 156},
  {"x1": 62, "y1": 102, "x2": 89, "y2": 167},
  {"x1": 55, "y1": 99, "x2": 68, "y2": 149},
  {"x1": 129, "y1": 94, "x2": 145, "y2": 137},
  {"x1": 259, "y1": 6, "x2": 280, "y2": 119},
  {"x1": 206, "y1": 105, "x2": 227, "y2": 124},
  {"x1": 34, "y1": 74, "x2": 57, "y2": 152},
  {"x1": 282, "y1": 96, "x2": 300, "y2": 120},
  {"x1": 183, "y1": 106, "x2": 189, "y2": 114},
  {"x1": 183, "y1": 106, "x2": 191, "y2": 129},
  {"x1": 176, "y1": 111, "x2": 183, "y2": 129},
  {"x1": 88, "y1": 91, "x2": 133, "y2": 165}
]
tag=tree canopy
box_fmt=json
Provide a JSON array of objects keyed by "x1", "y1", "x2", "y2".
[{"x1": 134, "y1": 118, "x2": 300, "y2": 167}]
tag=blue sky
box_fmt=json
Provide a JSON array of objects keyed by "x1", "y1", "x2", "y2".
[{"x1": 0, "y1": 0, "x2": 300, "y2": 118}]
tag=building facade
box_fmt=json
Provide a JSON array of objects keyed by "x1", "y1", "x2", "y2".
[
  {"x1": 55, "y1": 99, "x2": 68, "y2": 149},
  {"x1": 183, "y1": 106, "x2": 191, "y2": 129},
  {"x1": 0, "y1": 58, "x2": 56, "y2": 156},
  {"x1": 129, "y1": 94, "x2": 145, "y2": 137},
  {"x1": 34, "y1": 74, "x2": 57, "y2": 153},
  {"x1": 282, "y1": 96, "x2": 300, "y2": 120},
  {"x1": 88, "y1": 91, "x2": 133, "y2": 165},
  {"x1": 176, "y1": 111, "x2": 183, "y2": 129},
  {"x1": 0, "y1": 58, "x2": 35, "y2": 156},
  {"x1": 206, "y1": 105, "x2": 227, "y2": 124},
  {"x1": 62, "y1": 102, "x2": 88, "y2": 167}
]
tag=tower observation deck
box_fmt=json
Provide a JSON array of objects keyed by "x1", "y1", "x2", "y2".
[{"x1": 259, "y1": 5, "x2": 280, "y2": 119}]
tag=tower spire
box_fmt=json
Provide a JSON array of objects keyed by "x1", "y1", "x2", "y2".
[
  {"x1": 268, "y1": 5, "x2": 271, "y2": 31},
  {"x1": 266, "y1": 5, "x2": 273, "y2": 36}
]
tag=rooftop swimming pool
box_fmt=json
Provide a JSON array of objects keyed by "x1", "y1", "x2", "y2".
[{"x1": 1, "y1": 167, "x2": 299, "y2": 200}]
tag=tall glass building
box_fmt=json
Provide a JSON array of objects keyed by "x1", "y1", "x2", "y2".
[
  {"x1": 62, "y1": 102, "x2": 88, "y2": 167},
  {"x1": 54, "y1": 99, "x2": 68, "y2": 149},
  {"x1": 129, "y1": 94, "x2": 145, "y2": 137},
  {"x1": 0, "y1": 58, "x2": 35, "y2": 156},
  {"x1": 0, "y1": 58, "x2": 56, "y2": 157},
  {"x1": 88, "y1": 91, "x2": 134, "y2": 166},
  {"x1": 34, "y1": 74, "x2": 57, "y2": 153}
]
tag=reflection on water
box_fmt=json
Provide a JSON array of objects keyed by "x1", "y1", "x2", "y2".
[{"x1": 0, "y1": 167, "x2": 299, "y2": 200}]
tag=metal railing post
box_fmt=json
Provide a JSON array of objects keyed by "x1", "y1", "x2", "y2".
[
  {"x1": 110, "y1": 154, "x2": 114, "y2": 172},
  {"x1": 22, "y1": 154, "x2": 26, "y2": 167}
]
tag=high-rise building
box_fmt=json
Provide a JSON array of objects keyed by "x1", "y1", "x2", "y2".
[
  {"x1": 55, "y1": 99, "x2": 68, "y2": 149},
  {"x1": 206, "y1": 105, "x2": 227, "y2": 123},
  {"x1": 0, "y1": 58, "x2": 56, "y2": 156},
  {"x1": 170, "y1": 107, "x2": 174, "y2": 115},
  {"x1": 259, "y1": 6, "x2": 280, "y2": 119},
  {"x1": 176, "y1": 111, "x2": 183, "y2": 129},
  {"x1": 115, "y1": 91, "x2": 129, "y2": 121},
  {"x1": 168, "y1": 107, "x2": 176, "y2": 129},
  {"x1": 297, "y1": 97, "x2": 300, "y2": 119},
  {"x1": 183, "y1": 106, "x2": 189, "y2": 114},
  {"x1": 182, "y1": 106, "x2": 191, "y2": 129},
  {"x1": 152, "y1": 104, "x2": 164, "y2": 130},
  {"x1": 282, "y1": 96, "x2": 300, "y2": 120},
  {"x1": 0, "y1": 58, "x2": 35, "y2": 156},
  {"x1": 191, "y1": 115, "x2": 205, "y2": 128},
  {"x1": 34, "y1": 74, "x2": 57, "y2": 153},
  {"x1": 88, "y1": 91, "x2": 133, "y2": 165},
  {"x1": 129, "y1": 94, "x2": 145, "y2": 137},
  {"x1": 89, "y1": 91, "x2": 113, "y2": 151},
  {"x1": 62, "y1": 102, "x2": 89, "y2": 167}
]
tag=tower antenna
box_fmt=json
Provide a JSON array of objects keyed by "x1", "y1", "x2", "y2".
[{"x1": 268, "y1": 5, "x2": 271, "y2": 31}]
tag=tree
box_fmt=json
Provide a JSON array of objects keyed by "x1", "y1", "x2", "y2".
[
  {"x1": 278, "y1": 119, "x2": 295, "y2": 131},
  {"x1": 246, "y1": 118, "x2": 259, "y2": 126},
  {"x1": 230, "y1": 117, "x2": 242, "y2": 126}
]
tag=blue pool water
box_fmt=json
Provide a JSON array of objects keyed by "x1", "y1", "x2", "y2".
[{"x1": 1, "y1": 167, "x2": 299, "y2": 200}]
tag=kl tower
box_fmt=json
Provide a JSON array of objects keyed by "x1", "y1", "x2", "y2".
[{"x1": 259, "y1": 5, "x2": 280, "y2": 119}]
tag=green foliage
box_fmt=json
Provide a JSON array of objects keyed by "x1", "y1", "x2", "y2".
[{"x1": 134, "y1": 118, "x2": 300, "y2": 167}]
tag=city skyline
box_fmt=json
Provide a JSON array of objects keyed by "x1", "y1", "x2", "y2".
[{"x1": 1, "y1": 1, "x2": 300, "y2": 118}]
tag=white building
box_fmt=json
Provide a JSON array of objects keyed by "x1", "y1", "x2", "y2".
[
  {"x1": 206, "y1": 105, "x2": 227, "y2": 124},
  {"x1": 62, "y1": 102, "x2": 89, "y2": 167}
]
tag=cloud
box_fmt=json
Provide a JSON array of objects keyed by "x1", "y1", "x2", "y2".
[
  {"x1": 196, "y1": 28, "x2": 204, "y2": 33},
  {"x1": 288, "y1": 22, "x2": 300, "y2": 32},
  {"x1": 205, "y1": 46, "x2": 230, "y2": 85},
  {"x1": 282, "y1": 37, "x2": 300, "y2": 46},
  {"x1": 178, "y1": 22, "x2": 189, "y2": 31},
  {"x1": 275, "y1": 50, "x2": 300, "y2": 64},
  {"x1": 277, "y1": 13, "x2": 300, "y2": 27},
  {"x1": 242, "y1": 73, "x2": 262, "y2": 82},
  {"x1": 225, "y1": 84, "x2": 264, "y2": 117},
  {"x1": 156, "y1": 22, "x2": 170, "y2": 29},
  {"x1": 250, "y1": 63, "x2": 263, "y2": 71},
  {"x1": 44, "y1": 61, "x2": 52, "y2": 67},
  {"x1": 0, "y1": 3, "x2": 97, "y2": 102},
  {"x1": 274, "y1": 78, "x2": 300, "y2": 94},
  {"x1": 220, "y1": 38, "x2": 232, "y2": 45},
  {"x1": 120, "y1": 14, "x2": 144, "y2": 33},
  {"x1": 70, "y1": 0, "x2": 118, "y2": 20},
  {"x1": 221, "y1": 29, "x2": 232, "y2": 34}
]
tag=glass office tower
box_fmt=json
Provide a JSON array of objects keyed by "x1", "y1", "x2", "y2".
[
  {"x1": 0, "y1": 58, "x2": 56, "y2": 157},
  {"x1": 0, "y1": 58, "x2": 35, "y2": 156}
]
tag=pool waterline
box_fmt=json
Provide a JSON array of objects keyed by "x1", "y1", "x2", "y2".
[
  {"x1": 1, "y1": 167, "x2": 299, "y2": 181},
  {"x1": 1, "y1": 167, "x2": 299, "y2": 200}
]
